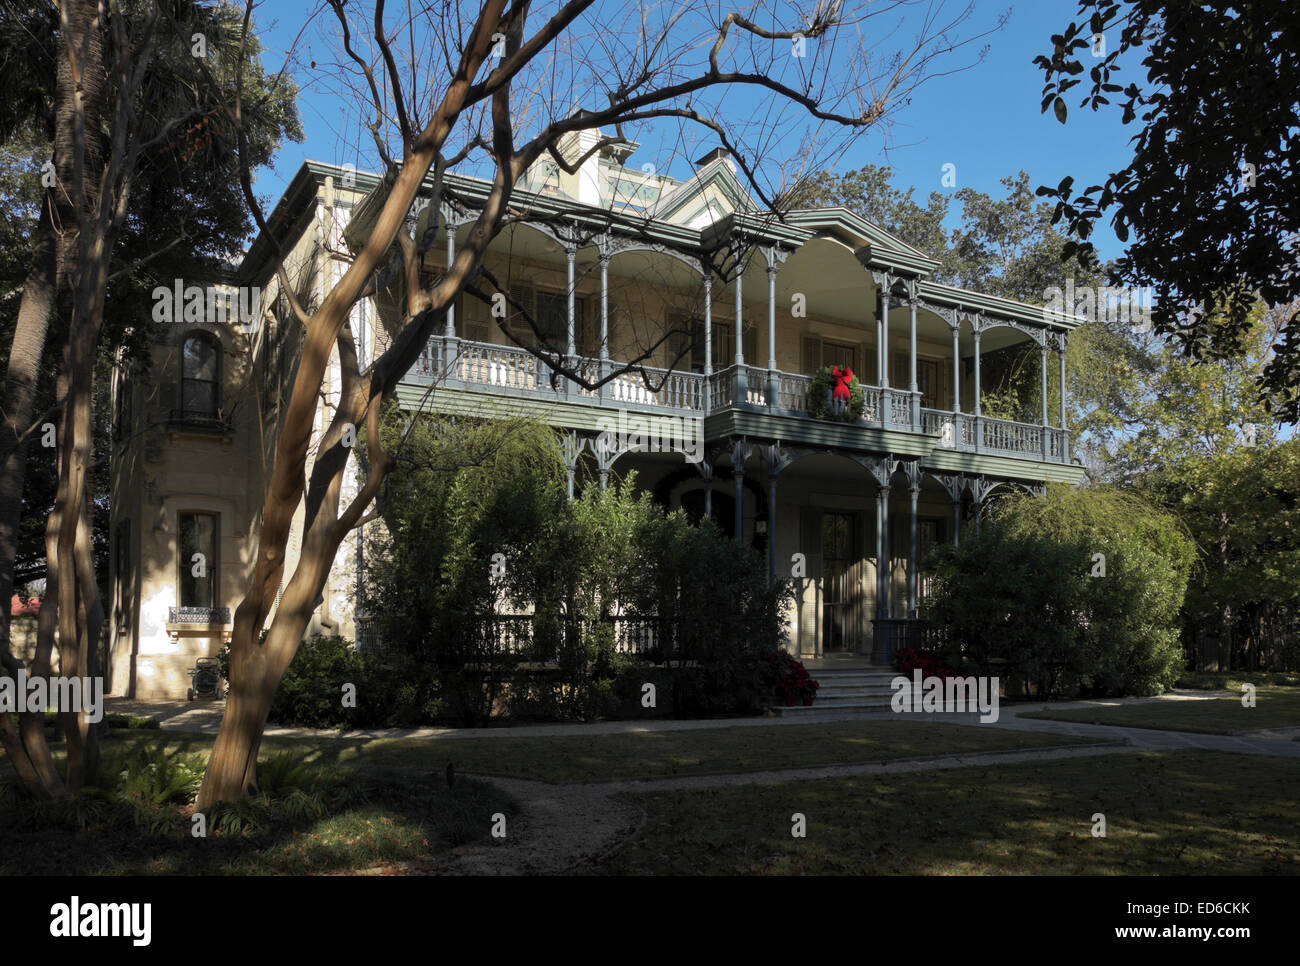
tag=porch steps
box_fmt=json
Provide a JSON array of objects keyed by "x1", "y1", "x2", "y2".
[{"x1": 776, "y1": 666, "x2": 901, "y2": 716}]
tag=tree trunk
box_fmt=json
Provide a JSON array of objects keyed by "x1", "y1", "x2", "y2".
[
  {"x1": 0, "y1": 199, "x2": 62, "y2": 796},
  {"x1": 0, "y1": 200, "x2": 57, "y2": 638}
]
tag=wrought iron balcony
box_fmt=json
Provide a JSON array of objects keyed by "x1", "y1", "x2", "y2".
[
  {"x1": 167, "y1": 606, "x2": 231, "y2": 625},
  {"x1": 406, "y1": 336, "x2": 1073, "y2": 464}
]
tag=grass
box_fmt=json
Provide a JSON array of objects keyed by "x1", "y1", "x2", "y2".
[
  {"x1": 1176, "y1": 670, "x2": 1300, "y2": 690},
  {"x1": 1019, "y1": 687, "x2": 1300, "y2": 735},
  {"x1": 585, "y1": 749, "x2": 1300, "y2": 875},
  {"x1": 0, "y1": 733, "x2": 516, "y2": 876},
  {"x1": 255, "y1": 719, "x2": 1102, "y2": 782},
  {"x1": 2, "y1": 719, "x2": 1097, "y2": 874}
]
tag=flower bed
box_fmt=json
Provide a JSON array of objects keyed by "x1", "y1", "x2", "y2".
[
  {"x1": 894, "y1": 647, "x2": 958, "y2": 681},
  {"x1": 765, "y1": 651, "x2": 820, "y2": 706}
]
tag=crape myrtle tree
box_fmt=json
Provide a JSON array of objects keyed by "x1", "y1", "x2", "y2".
[
  {"x1": 0, "y1": 0, "x2": 298, "y2": 798},
  {"x1": 1035, "y1": 0, "x2": 1300, "y2": 422},
  {"x1": 197, "y1": 0, "x2": 1000, "y2": 806}
]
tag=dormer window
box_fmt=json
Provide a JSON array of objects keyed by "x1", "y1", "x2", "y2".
[{"x1": 181, "y1": 333, "x2": 220, "y2": 417}]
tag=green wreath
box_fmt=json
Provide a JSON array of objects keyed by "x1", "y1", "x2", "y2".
[{"x1": 807, "y1": 365, "x2": 865, "y2": 422}]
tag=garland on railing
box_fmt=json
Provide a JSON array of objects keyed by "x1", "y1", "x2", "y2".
[{"x1": 807, "y1": 365, "x2": 864, "y2": 422}]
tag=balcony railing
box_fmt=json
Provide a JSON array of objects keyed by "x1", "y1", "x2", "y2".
[
  {"x1": 167, "y1": 606, "x2": 231, "y2": 625},
  {"x1": 354, "y1": 613, "x2": 676, "y2": 662},
  {"x1": 406, "y1": 336, "x2": 1073, "y2": 464}
]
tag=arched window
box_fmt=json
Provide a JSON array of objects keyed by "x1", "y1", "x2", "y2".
[{"x1": 181, "y1": 333, "x2": 220, "y2": 416}]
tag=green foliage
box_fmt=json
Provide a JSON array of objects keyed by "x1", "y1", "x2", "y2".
[
  {"x1": 1141, "y1": 439, "x2": 1300, "y2": 670},
  {"x1": 928, "y1": 485, "x2": 1193, "y2": 698},
  {"x1": 0, "y1": 0, "x2": 302, "y2": 587},
  {"x1": 363, "y1": 415, "x2": 788, "y2": 722},
  {"x1": 265, "y1": 634, "x2": 442, "y2": 729},
  {"x1": 1109, "y1": 304, "x2": 1281, "y2": 481},
  {"x1": 807, "y1": 366, "x2": 865, "y2": 421},
  {"x1": 1036, "y1": 1, "x2": 1300, "y2": 421},
  {"x1": 96, "y1": 744, "x2": 207, "y2": 806}
]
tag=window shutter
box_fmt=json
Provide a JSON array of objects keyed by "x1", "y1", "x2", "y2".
[
  {"x1": 461, "y1": 292, "x2": 490, "y2": 343},
  {"x1": 507, "y1": 282, "x2": 533, "y2": 342},
  {"x1": 578, "y1": 298, "x2": 599, "y2": 357},
  {"x1": 742, "y1": 323, "x2": 757, "y2": 365},
  {"x1": 802, "y1": 337, "x2": 821, "y2": 374},
  {"x1": 665, "y1": 311, "x2": 689, "y2": 369}
]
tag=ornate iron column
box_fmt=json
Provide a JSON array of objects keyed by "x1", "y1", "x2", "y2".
[
  {"x1": 731, "y1": 437, "x2": 752, "y2": 546},
  {"x1": 972, "y1": 316, "x2": 983, "y2": 453},
  {"x1": 903, "y1": 461, "x2": 923, "y2": 618},
  {"x1": 907, "y1": 280, "x2": 919, "y2": 431},
  {"x1": 765, "y1": 247, "x2": 788, "y2": 410},
  {"x1": 598, "y1": 233, "x2": 613, "y2": 404},
  {"x1": 764, "y1": 443, "x2": 794, "y2": 586}
]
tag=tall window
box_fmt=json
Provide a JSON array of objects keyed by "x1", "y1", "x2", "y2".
[
  {"x1": 802, "y1": 336, "x2": 859, "y2": 376},
  {"x1": 670, "y1": 319, "x2": 755, "y2": 372},
  {"x1": 505, "y1": 283, "x2": 589, "y2": 352},
  {"x1": 178, "y1": 512, "x2": 218, "y2": 609},
  {"x1": 181, "y1": 333, "x2": 220, "y2": 416}
]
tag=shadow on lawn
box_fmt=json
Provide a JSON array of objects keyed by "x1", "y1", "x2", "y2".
[{"x1": 0, "y1": 733, "x2": 517, "y2": 876}]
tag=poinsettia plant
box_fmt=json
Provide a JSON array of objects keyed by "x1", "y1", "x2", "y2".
[
  {"x1": 763, "y1": 651, "x2": 820, "y2": 703},
  {"x1": 808, "y1": 365, "x2": 865, "y2": 422},
  {"x1": 894, "y1": 647, "x2": 957, "y2": 681}
]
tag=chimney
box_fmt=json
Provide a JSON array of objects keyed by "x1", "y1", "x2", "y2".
[{"x1": 694, "y1": 147, "x2": 731, "y2": 168}]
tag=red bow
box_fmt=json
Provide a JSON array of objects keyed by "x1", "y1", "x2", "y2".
[{"x1": 831, "y1": 366, "x2": 854, "y2": 401}]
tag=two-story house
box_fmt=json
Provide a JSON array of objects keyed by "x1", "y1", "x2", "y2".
[{"x1": 107, "y1": 142, "x2": 1084, "y2": 699}]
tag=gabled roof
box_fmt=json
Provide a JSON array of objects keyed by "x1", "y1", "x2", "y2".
[
  {"x1": 784, "y1": 207, "x2": 930, "y2": 261},
  {"x1": 646, "y1": 156, "x2": 757, "y2": 223}
]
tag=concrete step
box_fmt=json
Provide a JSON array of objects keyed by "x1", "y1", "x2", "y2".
[
  {"x1": 813, "y1": 673, "x2": 899, "y2": 686},
  {"x1": 775, "y1": 700, "x2": 895, "y2": 716}
]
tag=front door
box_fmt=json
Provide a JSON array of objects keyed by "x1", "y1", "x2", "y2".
[{"x1": 821, "y1": 512, "x2": 857, "y2": 652}]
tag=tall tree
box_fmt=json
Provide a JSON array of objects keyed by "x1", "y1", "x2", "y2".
[
  {"x1": 0, "y1": 0, "x2": 299, "y2": 798},
  {"x1": 1035, "y1": 0, "x2": 1300, "y2": 422}
]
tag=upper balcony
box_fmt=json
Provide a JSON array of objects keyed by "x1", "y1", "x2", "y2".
[
  {"x1": 331, "y1": 163, "x2": 1083, "y2": 473},
  {"x1": 404, "y1": 335, "x2": 1074, "y2": 466}
]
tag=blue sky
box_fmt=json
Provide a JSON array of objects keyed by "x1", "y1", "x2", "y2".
[{"x1": 250, "y1": 1, "x2": 1137, "y2": 262}]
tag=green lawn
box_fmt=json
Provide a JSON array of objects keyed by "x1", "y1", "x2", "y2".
[
  {"x1": 1019, "y1": 687, "x2": 1300, "y2": 735},
  {"x1": 258, "y1": 719, "x2": 1101, "y2": 782},
  {"x1": 1176, "y1": 671, "x2": 1300, "y2": 690},
  {"x1": 2, "y1": 721, "x2": 1097, "y2": 874},
  {"x1": 0, "y1": 734, "x2": 517, "y2": 876},
  {"x1": 585, "y1": 750, "x2": 1300, "y2": 875}
]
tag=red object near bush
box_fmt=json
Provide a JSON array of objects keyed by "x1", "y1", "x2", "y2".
[
  {"x1": 831, "y1": 366, "x2": 854, "y2": 401},
  {"x1": 894, "y1": 647, "x2": 957, "y2": 680}
]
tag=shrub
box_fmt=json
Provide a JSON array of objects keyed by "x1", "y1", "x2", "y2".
[
  {"x1": 98, "y1": 744, "x2": 206, "y2": 806},
  {"x1": 807, "y1": 365, "x2": 865, "y2": 422},
  {"x1": 264, "y1": 635, "x2": 442, "y2": 729},
  {"x1": 926, "y1": 485, "x2": 1194, "y2": 699}
]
